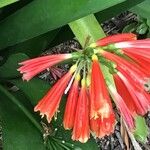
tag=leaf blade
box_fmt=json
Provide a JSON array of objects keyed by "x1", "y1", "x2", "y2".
[
  {"x1": 0, "y1": 0, "x2": 19, "y2": 8},
  {"x1": 0, "y1": 0, "x2": 125, "y2": 49}
]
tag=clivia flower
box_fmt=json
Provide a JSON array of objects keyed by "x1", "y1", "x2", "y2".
[
  {"x1": 114, "y1": 39, "x2": 150, "y2": 49},
  {"x1": 18, "y1": 53, "x2": 74, "y2": 81},
  {"x1": 63, "y1": 74, "x2": 80, "y2": 130},
  {"x1": 34, "y1": 64, "x2": 77, "y2": 123},
  {"x1": 108, "y1": 82, "x2": 134, "y2": 129},
  {"x1": 101, "y1": 51, "x2": 150, "y2": 116},
  {"x1": 90, "y1": 33, "x2": 136, "y2": 47},
  {"x1": 89, "y1": 54, "x2": 116, "y2": 138},
  {"x1": 121, "y1": 50, "x2": 150, "y2": 75},
  {"x1": 72, "y1": 78, "x2": 90, "y2": 143},
  {"x1": 18, "y1": 33, "x2": 150, "y2": 143}
]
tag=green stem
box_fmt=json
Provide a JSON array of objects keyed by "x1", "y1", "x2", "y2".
[
  {"x1": 0, "y1": 84, "x2": 43, "y2": 133},
  {"x1": 69, "y1": 14, "x2": 105, "y2": 47},
  {"x1": 69, "y1": 14, "x2": 116, "y2": 88}
]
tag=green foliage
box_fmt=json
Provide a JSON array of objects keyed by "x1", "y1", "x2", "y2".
[
  {"x1": 131, "y1": 0, "x2": 150, "y2": 20},
  {"x1": 69, "y1": 14, "x2": 105, "y2": 47},
  {"x1": 6, "y1": 29, "x2": 60, "y2": 57},
  {"x1": 122, "y1": 17, "x2": 149, "y2": 35},
  {"x1": 122, "y1": 23, "x2": 138, "y2": 33},
  {"x1": 0, "y1": 85, "x2": 46, "y2": 150},
  {"x1": 134, "y1": 116, "x2": 149, "y2": 143},
  {"x1": 0, "y1": 0, "x2": 124, "y2": 50},
  {"x1": 96, "y1": 0, "x2": 145, "y2": 23},
  {"x1": 0, "y1": 0, "x2": 18, "y2": 8},
  {"x1": 131, "y1": 0, "x2": 150, "y2": 36},
  {"x1": 0, "y1": 53, "x2": 29, "y2": 79}
]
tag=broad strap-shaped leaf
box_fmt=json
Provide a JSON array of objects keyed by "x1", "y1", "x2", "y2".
[
  {"x1": 96, "y1": 0, "x2": 144, "y2": 23},
  {"x1": 131, "y1": 0, "x2": 150, "y2": 20},
  {"x1": 69, "y1": 14, "x2": 105, "y2": 46},
  {"x1": 7, "y1": 29, "x2": 60, "y2": 57},
  {"x1": 0, "y1": 53, "x2": 29, "y2": 79},
  {"x1": 0, "y1": 85, "x2": 46, "y2": 150},
  {"x1": 0, "y1": 0, "x2": 125, "y2": 49},
  {"x1": 0, "y1": 0, "x2": 18, "y2": 8},
  {"x1": 11, "y1": 78, "x2": 50, "y2": 105}
]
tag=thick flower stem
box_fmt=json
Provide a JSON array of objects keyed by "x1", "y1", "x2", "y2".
[
  {"x1": 69, "y1": 14, "x2": 116, "y2": 88},
  {"x1": 69, "y1": 14, "x2": 105, "y2": 47}
]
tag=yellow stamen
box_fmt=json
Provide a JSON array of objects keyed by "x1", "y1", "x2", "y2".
[
  {"x1": 75, "y1": 73, "x2": 81, "y2": 81},
  {"x1": 90, "y1": 43, "x2": 97, "y2": 48},
  {"x1": 81, "y1": 79, "x2": 86, "y2": 87},
  {"x1": 92, "y1": 54, "x2": 98, "y2": 61},
  {"x1": 86, "y1": 74, "x2": 91, "y2": 87},
  {"x1": 70, "y1": 64, "x2": 77, "y2": 73}
]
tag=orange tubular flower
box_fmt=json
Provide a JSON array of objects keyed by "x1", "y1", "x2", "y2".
[
  {"x1": 90, "y1": 33, "x2": 136, "y2": 47},
  {"x1": 114, "y1": 39, "x2": 150, "y2": 49},
  {"x1": 72, "y1": 79, "x2": 90, "y2": 143},
  {"x1": 18, "y1": 54, "x2": 72, "y2": 81},
  {"x1": 122, "y1": 48, "x2": 150, "y2": 75},
  {"x1": 90, "y1": 54, "x2": 115, "y2": 119},
  {"x1": 108, "y1": 84, "x2": 134, "y2": 129},
  {"x1": 63, "y1": 74, "x2": 80, "y2": 130},
  {"x1": 114, "y1": 74, "x2": 137, "y2": 115},
  {"x1": 89, "y1": 54, "x2": 115, "y2": 138},
  {"x1": 102, "y1": 51, "x2": 150, "y2": 115},
  {"x1": 34, "y1": 64, "x2": 77, "y2": 123}
]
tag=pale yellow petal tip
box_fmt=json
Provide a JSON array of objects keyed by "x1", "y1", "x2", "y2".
[
  {"x1": 75, "y1": 73, "x2": 81, "y2": 81},
  {"x1": 86, "y1": 76, "x2": 91, "y2": 87},
  {"x1": 78, "y1": 137, "x2": 89, "y2": 143},
  {"x1": 72, "y1": 136, "x2": 89, "y2": 143},
  {"x1": 63, "y1": 125, "x2": 71, "y2": 130},
  {"x1": 70, "y1": 64, "x2": 77, "y2": 73},
  {"x1": 90, "y1": 43, "x2": 97, "y2": 48},
  {"x1": 92, "y1": 54, "x2": 98, "y2": 61},
  {"x1": 81, "y1": 78, "x2": 86, "y2": 87}
]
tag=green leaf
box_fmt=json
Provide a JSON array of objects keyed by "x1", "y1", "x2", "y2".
[
  {"x1": 134, "y1": 116, "x2": 148, "y2": 143},
  {"x1": 0, "y1": 0, "x2": 124, "y2": 49},
  {"x1": 0, "y1": 53, "x2": 29, "y2": 79},
  {"x1": 0, "y1": 0, "x2": 19, "y2": 8},
  {"x1": 136, "y1": 23, "x2": 148, "y2": 34},
  {"x1": 96, "y1": 0, "x2": 145, "y2": 23},
  {"x1": 50, "y1": 25, "x2": 74, "y2": 48},
  {"x1": 131, "y1": 0, "x2": 150, "y2": 20},
  {"x1": 0, "y1": 85, "x2": 46, "y2": 150},
  {"x1": 69, "y1": 14, "x2": 105, "y2": 47},
  {"x1": 11, "y1": 78, "x2": 50, "y2": 105},
  {"x1": 122, "y1": 23, "x2": 137, "y2": 33},
  {"x1": 6, "y1": 29, "x2": 60, "y2": 57},
  {"x1": 0, "y1": 1, "x2": 32, "y2": 21}
]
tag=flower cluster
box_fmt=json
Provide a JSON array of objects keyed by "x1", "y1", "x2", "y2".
[{"x1": 18, "y1": 33, "x2": 150, "y2": 143}]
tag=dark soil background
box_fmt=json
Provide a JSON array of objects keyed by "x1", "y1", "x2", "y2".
[{"x1": 0, "y1": 11, "x2": 150, "y2": 150}]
